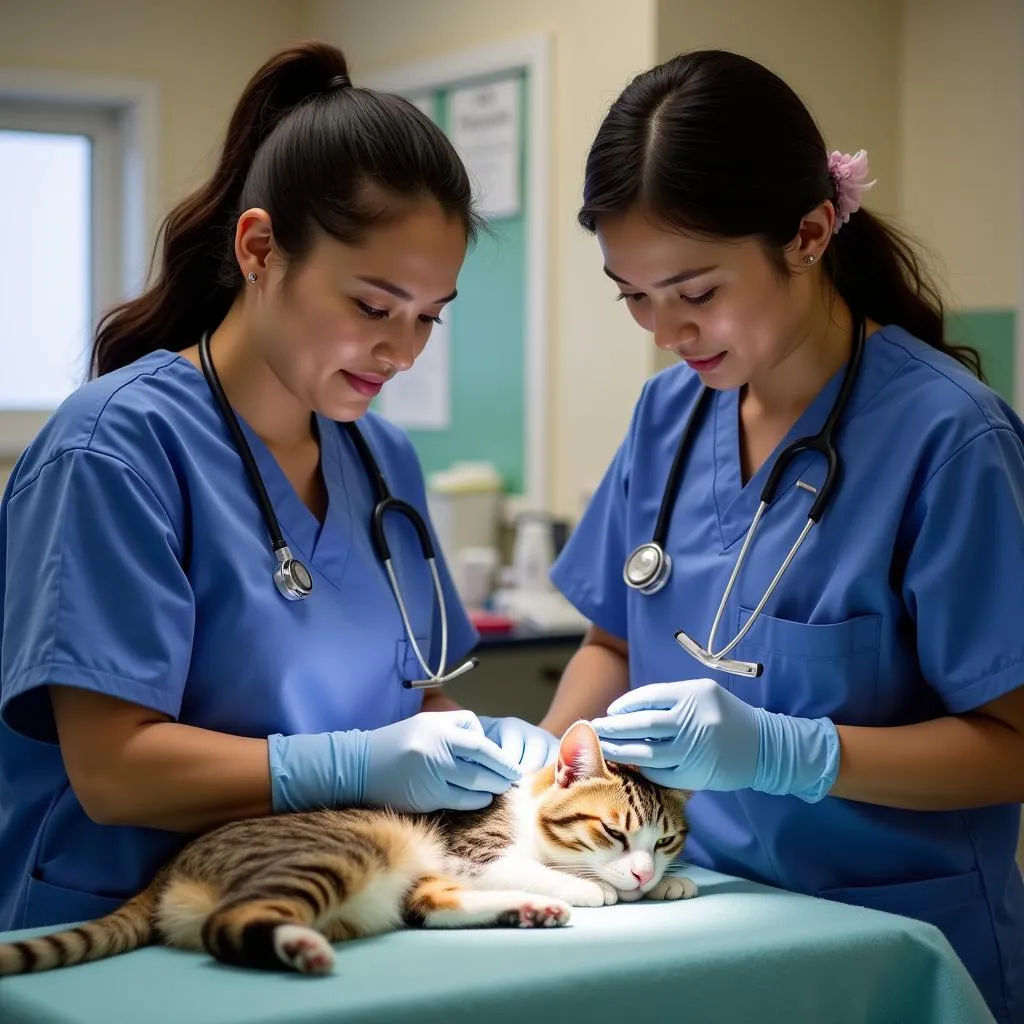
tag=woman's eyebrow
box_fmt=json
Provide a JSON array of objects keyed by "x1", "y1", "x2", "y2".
[
  {"x1": 355, "y1": 275, "x2": 457, "y2": 304},
  {"x1": 603, "y1": 265, "x2": 717, "y2": 287}
]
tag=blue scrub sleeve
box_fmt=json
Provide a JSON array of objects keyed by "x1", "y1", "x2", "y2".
[
  {"x1": 1, "y1": 449, "x2": 195, "y2": 742},
  {"x1": 549, "y1": 389, "x2": 645, "y2": 641},
  {"x1": 901, "y1": 426, "x2": 1024, "y2": 712}
]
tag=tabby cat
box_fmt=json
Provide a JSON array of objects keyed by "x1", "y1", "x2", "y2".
[{"x1": 0, "y1": 720, "x2": 696, "y2": 977}]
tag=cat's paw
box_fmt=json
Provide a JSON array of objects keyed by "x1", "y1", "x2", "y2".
[
  {"x1": 273, "y1": 925, "x2": 335, "y2": 975},
  {"x1": 645, "y1": 875, "x2": 699, "y2": 901},
  {"x1": 561, "y1": 879, "x2": 619, "y2": 908},
  {"x1": 507, "y1": 898, "x2": 572, "y2": 928}
]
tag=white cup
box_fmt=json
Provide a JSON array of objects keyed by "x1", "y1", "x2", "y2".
[
  {"x1": 455, "y1": 546, "x2": 500, "y2": 608},
  {"x1": 511, "y1": 515, "x2": 555, "y2": 593}
]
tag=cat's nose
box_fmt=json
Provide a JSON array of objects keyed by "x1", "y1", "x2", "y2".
[{"x1": 631, "y1": 865, "x2": 654, "y2": 885}]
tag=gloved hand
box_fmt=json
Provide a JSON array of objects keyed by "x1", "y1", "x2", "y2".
[
  {"x1": 590, "y1": 679, "x2": 839, "y2": 803},
  {"x1": 268, "y1": 709, "x2": 522, "y2": 814},
  {"x1": 477, "y1": 715, "x2": 560, "y2": 773}
]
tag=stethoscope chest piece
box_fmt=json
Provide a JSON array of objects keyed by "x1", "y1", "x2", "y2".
[
  {"x1": 623, "y1": 542, "x2": 672, "y2": 595},
  {"x1": 274, "y1": 546, "x2": 313, "y2": 600},
  {"x1": 635, "y1": 314, "x2": 868, "y2": 678}
]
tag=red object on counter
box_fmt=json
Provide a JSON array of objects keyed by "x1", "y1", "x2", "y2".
[{"x1": 468, "y1": 610, "x2": 516, "y2": 633}]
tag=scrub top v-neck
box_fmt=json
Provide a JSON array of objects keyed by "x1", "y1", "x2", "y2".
[{"x1": 0, "y1": 348, "x2": 476, "y2": 931}]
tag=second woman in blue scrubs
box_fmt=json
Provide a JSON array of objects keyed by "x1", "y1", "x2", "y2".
[
  {"x1": 542, "y1": 51, "x2": 1024, "y2": 1023},
  {"x1": 0, "y1": 41, "x2": 555, "y2": 932}
]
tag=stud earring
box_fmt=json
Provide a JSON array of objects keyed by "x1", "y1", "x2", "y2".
[
  {"x1": 247, "y1": 271, "x2": 257, "y2": 283},
  {"x1": 803, "y1": 254, "x2": 816, "y2": 265}
]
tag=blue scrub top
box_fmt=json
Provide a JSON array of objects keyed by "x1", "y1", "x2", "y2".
[
  {"x1": 0, "y1": 349, "x2": 477, "y2": 932},
  {"x1": 551, "y1": 325, "x2": 1024, "y2": 1024}
]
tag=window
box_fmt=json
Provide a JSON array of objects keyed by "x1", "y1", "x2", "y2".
[
  {"x1": 0, "y1": 74, "x2": 157, "y2": 457},
  {"x1": 0, "y1": 125, "x2": 94, "y2": 407}
]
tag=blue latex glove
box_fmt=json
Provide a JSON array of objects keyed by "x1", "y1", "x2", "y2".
[
  {"x1": 477, "y1": 715, "x2": 560, "y2": 773},
  {"x1": 268, "y1": 709, "x2": 522, "y2": 814},
  {"x1": 591, "y1": 679, "x2": 840, "y2": 802}
]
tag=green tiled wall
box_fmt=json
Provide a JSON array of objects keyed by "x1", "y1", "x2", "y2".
[{"x1": 948, "y1": 310, "x2": 1016, "y2": 406}]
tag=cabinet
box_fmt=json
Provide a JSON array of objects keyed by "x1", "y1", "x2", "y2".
[{"x1": 441, "y1": 633, "x2": 582, "y2": 725}]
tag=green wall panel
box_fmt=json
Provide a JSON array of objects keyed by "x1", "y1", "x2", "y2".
[
  {"x1": 947, "y1": 309, "x2": 1016, "y2": 405},
  {"x1": 387, "y1": 74, "x2": 529, "y2": 494}
]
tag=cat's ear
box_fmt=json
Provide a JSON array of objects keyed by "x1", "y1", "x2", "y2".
[{"x1": 555, "y1": 720, "x2": 608, "y2": 788}]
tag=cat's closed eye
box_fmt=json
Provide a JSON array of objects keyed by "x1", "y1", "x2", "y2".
[
  {"x1": 655, "y1": 836, "x2": 677, "y2": 850},
  {"x1": 602, "y1": 823, "x2": 627, "y2": 845}
]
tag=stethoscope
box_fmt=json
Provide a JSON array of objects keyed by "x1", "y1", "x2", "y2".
[
  {"x1": 198, "y1": 331, "x2": 478, "y2": 690},
  {"x1": 623, "y1": 315, "x2": 866, "y2": 678}
]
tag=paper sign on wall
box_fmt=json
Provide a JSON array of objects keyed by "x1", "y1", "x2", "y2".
[
  {"x1": 449, "y1": 76, "x2": 520, "y2": 219},
  {"x1": 377, "y1": 314, "x2": 452, "y2": 431}
]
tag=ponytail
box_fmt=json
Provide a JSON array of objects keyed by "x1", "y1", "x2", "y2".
[
  {"x1": 92, "y1": 40, "x2": 477, "y2": 377},
  {"x1": 827, "y1": 209, "x2": 983, "y2": 379}
]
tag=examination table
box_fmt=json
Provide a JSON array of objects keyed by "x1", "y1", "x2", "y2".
[{"x1": 0, "y1": 864, "x2": 994, "y2": 1024}]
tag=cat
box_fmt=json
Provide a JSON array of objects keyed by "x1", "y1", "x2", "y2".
[{"x1": 0, "y1": 719, "x2": 697, "y2": 977}]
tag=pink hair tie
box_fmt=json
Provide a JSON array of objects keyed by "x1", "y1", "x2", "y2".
[{"x1": 827, "y1": 149, "x2": 876, "y2": 233}]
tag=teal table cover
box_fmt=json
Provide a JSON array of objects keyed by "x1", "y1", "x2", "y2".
[{"x1": 0, "y1": 865, "x2": 995, "y2": 1024}]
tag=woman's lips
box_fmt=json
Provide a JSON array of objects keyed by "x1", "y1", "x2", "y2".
[{"x1": 341, "y1": 370, "x2": 386, "y2": 397}]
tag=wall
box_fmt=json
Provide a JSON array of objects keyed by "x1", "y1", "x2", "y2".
[
  {"x1": 302, "y1": 0, "x2": 659, "y2": 519},
  {"x1": 0, "y1": 0, "x2": 304, "y2": 491},
  {"x1": 3, "y1": 0, "x2": 1020, "y2": 499},
  {"x1": 900, "y1": 0, "x2": 1022, "y2": 403}
]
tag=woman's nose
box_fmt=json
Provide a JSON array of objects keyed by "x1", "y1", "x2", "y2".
[
  {"x1": 377, "y1": 322, "x2": 418, "y2": 372},
  {"x1": 652, "y1": 310, "x2": 694, "y2": 353}
]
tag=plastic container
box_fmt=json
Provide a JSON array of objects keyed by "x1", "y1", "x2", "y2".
[{"x1": 426, "y1": 461, "x2": 503, "y2": 564}]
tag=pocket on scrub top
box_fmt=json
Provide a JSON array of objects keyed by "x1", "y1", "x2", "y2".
[
  {"x1": 733, "y1": 606, "x2": 881, "y2": 724},
  {"x1": 393, "y1": 636, "x2": 434, "y2": 718},
  {"x1": 816, "y1": 870, "x2": 1007, "y2": 1020},
  {"x1": 395, "y1": 636, "x2": 431, "y2": 685},
  {"x1": 25, "y1": 874, "x2": 127, "y2": 927}
]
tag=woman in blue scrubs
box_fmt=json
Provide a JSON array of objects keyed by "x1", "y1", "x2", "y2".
[
  {"x1": 0, "y1": 41, "x2": 554, "y2": 932},
  {"x1": 541, "y1": 51, "x2": 1024, "y2": 1023}
]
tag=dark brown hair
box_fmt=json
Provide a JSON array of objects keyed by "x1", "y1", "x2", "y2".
[
  {"x1": 578, "y1": 49, "x2": 982, "y2": 378},
  {"x1": 92, "y1": 40, "x2": 480, "y2": 377}
]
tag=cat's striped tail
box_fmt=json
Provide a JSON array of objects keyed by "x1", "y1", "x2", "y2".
[{"x1": 0, "y1": 881, "x2": 160, "y2": 976}]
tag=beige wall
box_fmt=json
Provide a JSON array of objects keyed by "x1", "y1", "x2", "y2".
[
  {"x1": 899, "y1": 0, "x2": 1022, "y2": 310},
  {"x1": 303, "y1": 0, "x2": 659, "y2": 518}
]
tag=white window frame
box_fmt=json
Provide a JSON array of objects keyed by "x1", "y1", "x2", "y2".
[{"x1": 0, "y1": 70, "x2": 160, "y2": 458}]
